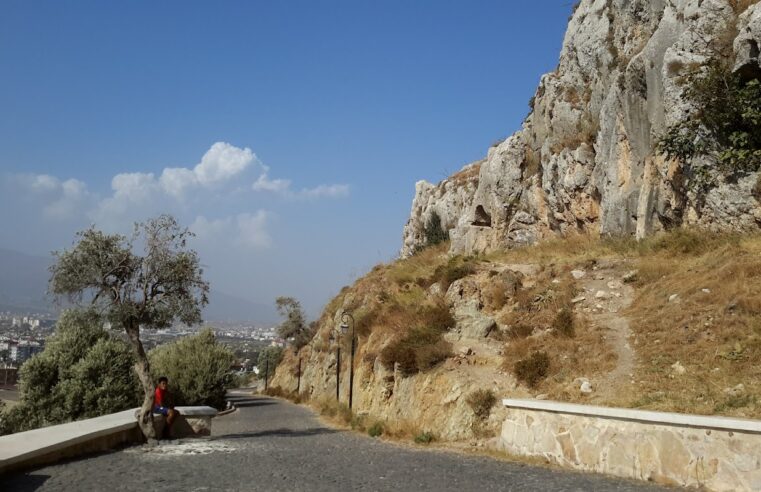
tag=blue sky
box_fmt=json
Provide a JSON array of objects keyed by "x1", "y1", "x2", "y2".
[{"x1": 0, "y1": 1, "x2": 572, "y2": 319}]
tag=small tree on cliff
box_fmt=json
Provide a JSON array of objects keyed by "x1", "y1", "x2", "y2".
[
  {"x1": 275, "y1": 296, "x2": 312, "y2": 350},
  {"x1": 49, "y1": 215, "x2": 209, "y2": 440}
]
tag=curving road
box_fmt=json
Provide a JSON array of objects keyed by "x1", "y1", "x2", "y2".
[{"x1": 2, "y1": 393, "x2": 667, "y2": 491}]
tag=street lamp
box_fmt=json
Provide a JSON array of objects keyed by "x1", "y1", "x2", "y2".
[{"x1": 340, "y1": 311, "x2": 355, "y2": 410}]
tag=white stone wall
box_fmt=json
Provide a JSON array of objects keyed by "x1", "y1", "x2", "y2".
[{"x1": 500, "y1": 400, "x2": 761, "y2": 491}]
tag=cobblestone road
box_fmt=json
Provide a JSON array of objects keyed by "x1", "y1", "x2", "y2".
[{"x1": 2, "y1": 393, "x2": 668, "y2": 491}]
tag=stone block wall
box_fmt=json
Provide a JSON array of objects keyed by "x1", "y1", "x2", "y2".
[{"x1": 500, "y1": 399, "x2": 761, "y2": 491}]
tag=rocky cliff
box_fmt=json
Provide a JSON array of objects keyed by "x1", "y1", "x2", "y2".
[{"x1": 402, "y1": 0, "x2": 761, "y2": 257}]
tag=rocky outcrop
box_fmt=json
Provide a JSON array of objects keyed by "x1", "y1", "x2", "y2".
[{"x1": 402, "y1": 0, "x2": 761, "y2": 258}]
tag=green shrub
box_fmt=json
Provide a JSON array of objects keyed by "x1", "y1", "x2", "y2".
[
  {"x1": 367, "y1": 421, "x2": 384, "y2": 437},
  {"x1": 430, "y1": 256, "x2": 477, "y2": 291},
  {"x1": 509, "y1": 324, "x2": 534, "y2": 339},
  {"x1": 149, "y1": 328, "x2": 235, "y2": 409},
  {"x1": 514, "y1": 351, "x2": 550, "y2": 388},
  {"x1": 414, "y1": 431, "x2": 435, "y2": 444},
  {"x1": 0, "y1": 309, "x2": 140, "y2": 435},
  {"x1": 552, "y1": 308, "x2": 575, "y2": 338},
  {"x1": 423, "y1": 212, "x2": 448, "y2": 248},
  {"x1": 466, "y1": 389, "x2": 497, "y2": 421},
  {"x1": 658, "y1": 58, "x2": 761, "y2": 187},
  {"x1": 380, "y1": 324, "x2": 452, "y2": 376},
  {"x1": 257, "y1": 346, "x2": 284, "y2": 380}
]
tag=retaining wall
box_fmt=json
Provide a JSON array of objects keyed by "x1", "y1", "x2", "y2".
[{"x1": 500, "y1": 399, "x2": 761, "y2": 491}]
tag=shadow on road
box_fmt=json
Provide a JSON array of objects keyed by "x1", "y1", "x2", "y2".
[
  {"x1": 219, "y1": 427, "x2": 340, "y2": 440},
  {"x1": 1, "y1": 473, "x2": 50, "y2": 491},
  {"x1": 225, "y1": 395, "x2": 278, "y2": 408}
]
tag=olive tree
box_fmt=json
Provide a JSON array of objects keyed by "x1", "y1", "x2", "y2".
[
  {"x1": 275, "y1": 296, "x2": 312, "y2": 350},
  {"x1": 49, "y1": 215, "x2": 209, "y2": 440}
]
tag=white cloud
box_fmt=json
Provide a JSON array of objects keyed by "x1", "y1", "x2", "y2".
[
  {"x1": 156, "y1": 142, "x2": 256, "y2": 198},
  {"x1": 192, "y1": 211, "x2": 272, "y2": 249},
  {"x1": 44, "y1": 178, "x2": 89, "y2": 219},
  {"x1": 194, "y1": 142, "x2": 255, "y2": 186},
  {"x1": 159, "y1": 167, "x2": 197, "y2": 199},
  {"x1": 15, "y1": 173, "x2": 92, "y2": 219},
  {"x1": 30, "y1": 174, "x2": 60, "y2": 193},
  {"x1": 252, "y1": 165, "x2": 291, "y2": 192},
  {"x1": 251, "y1": 164, "x2": 349, "y2": 200},
  {"x1": 298, "y1": 184, "x2": 350, "y2": 199},
  {"x1": 235, "y1": 211, "x2": 272, "y2": 248}
]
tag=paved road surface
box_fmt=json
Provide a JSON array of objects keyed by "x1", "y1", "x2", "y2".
[{"x1": 2, "y1": 393, "x2": 667, "y2": 491}]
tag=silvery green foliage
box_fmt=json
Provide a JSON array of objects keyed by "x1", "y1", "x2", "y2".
[
  {"x1": 149, "y1": 329, "x2": 234, "y2": 409},
  {"x1": 49, "y1": 215, "x2": 210, "y2": 331},
  {"x1": 275, "y1": 297, "x2": 313, "y2": 350},
  {"x1": 257, "y1": 346, "x2": 284, "y2": 380},
  {"x1": 0, "y1": 309, "x2": 139, "y2": 435},
  {"x1": 49, "y1": 215, "x2": 210, "y2": 439}
]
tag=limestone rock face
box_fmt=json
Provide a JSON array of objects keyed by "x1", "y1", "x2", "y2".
[{"x1": 401, "y1": 0, "x2": 761, "y2": 258}]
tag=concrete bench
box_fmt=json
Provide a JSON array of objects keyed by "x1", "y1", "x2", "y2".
[{"x1": 151, "y1": 406, "x2": 218, "y2": 438}]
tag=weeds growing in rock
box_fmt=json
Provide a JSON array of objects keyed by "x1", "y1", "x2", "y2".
[
  {"x1": 367, "y1": 421, "x2": 384, "y2": 437},
  {"x1": 514, "y1": 351, "x2": 550, "y2": 388},
  {"x1": 414, "y1": 431, "x2": 435, "y2": 444},
  {"x1": 467, "y1": 389, "x2": 498, "y2": 420},
  {"x1": 552, "y1": 308, "x2": 575, "y2": 338}
]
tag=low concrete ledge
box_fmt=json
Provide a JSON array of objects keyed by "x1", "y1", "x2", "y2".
[
  {"x1": 1, "y1": 406, "x2": 220, "y2": 474},
  {"x1": 0, "y1": 409, "x2": 141, "y2": 474},
  {"x1": 502, "y1": 398, "x2": 761, "y2": 434},
  {"x1": 500, "y1": 398, "x2": 761, "y2": 491}
]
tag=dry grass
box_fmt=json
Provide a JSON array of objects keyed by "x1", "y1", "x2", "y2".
[
  {"x1": 288, "y1": 224, "x2": 761, "y2": 424},
  {"x1": 625, "y1": 235, "x2": 761, "y2": 418},
  {"x1": 448, "y1": 162, "x2": 482, "y2": 187},
  {"x1": 729, "y1": 0, "x2": 760, "y2": 14}
]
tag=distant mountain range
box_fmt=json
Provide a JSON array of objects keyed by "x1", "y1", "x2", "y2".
[{"x1": 0, "y1": 248, "x2": 278, "y2": 324}]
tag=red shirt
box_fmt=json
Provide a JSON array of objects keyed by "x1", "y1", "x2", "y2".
[{"x1": 155, "y1": 387, "x2": 167, "y2": 407}]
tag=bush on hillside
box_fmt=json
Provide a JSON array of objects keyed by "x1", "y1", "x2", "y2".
[
  {"x1": 658, "y1": 58, "x2": 761, "y2": 188},
  {"x1": 428, "y1": 256, "x2": 477, "y2": 291},
  {"x1": 380, "y1": 324, "x2": 452, "y2": 376},
  {"x1": 466, "y1": 389, "x2": 497, "y2": 421},
  {"x1": 552, "y1": 308, "x2": 575, "y2": 338},
  {"x1": 149, "y1": 328, "x2": 235, "y2": 409},
  {"x1": 514, "y1": 351, "x2": 550, "y2": 388},
  {"x1": 0, "y1": 309, "x2": 140, "y2": 435},
  {"x1": 423, "y1": 211, "x2": 449, "y2": 249}
]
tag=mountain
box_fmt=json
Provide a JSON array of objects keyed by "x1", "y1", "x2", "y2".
[
  {"x1": 402, "y1": 0, "x2": 761, "y2": 257},
  {"x1": 0, "y1": 248, "x2": 278, "y2": 324}
]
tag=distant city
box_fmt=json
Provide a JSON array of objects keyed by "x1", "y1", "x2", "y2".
[{"x1": 0, "y1": 310, "x2": 284, "y2": 373}]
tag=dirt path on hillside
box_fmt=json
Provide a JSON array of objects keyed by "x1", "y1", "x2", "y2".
[{"x1": 575, "y1": 261, "x2": 636, "y2": 402}]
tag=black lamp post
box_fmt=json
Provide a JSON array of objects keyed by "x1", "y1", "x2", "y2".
[{"x1": 340, "y1": 311, "x2": 355, "y2": 410}]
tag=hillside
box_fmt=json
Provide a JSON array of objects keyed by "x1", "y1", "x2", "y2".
[
  {"x1": 270, "y1": 0, "x2": 761, "y2": 442},
  {"x1": 271, "y1": 231, "x2": 761, "y2": 440}
]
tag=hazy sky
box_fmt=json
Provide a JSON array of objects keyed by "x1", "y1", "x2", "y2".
[{"x1": 0, "y1": 1, "x2": 571, "y2": 317}]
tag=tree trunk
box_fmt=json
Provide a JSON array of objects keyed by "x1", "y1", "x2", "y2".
[{"x1": 126, "y1": 322, "x2": 157, "y2": 442}]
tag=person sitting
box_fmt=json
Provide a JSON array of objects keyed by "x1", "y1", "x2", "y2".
[{"x1": 154, "y1": 376, "x2": 180, "y2": 439}]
